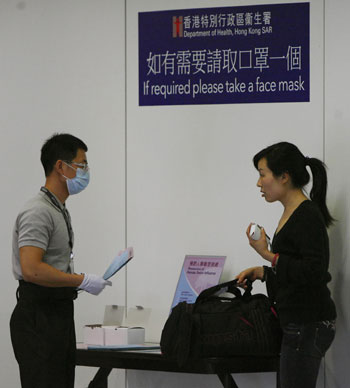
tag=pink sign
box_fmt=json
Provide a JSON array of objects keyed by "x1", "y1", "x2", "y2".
[{"x1": 171, "y1": 255, "x2": 226, "y2": 309}]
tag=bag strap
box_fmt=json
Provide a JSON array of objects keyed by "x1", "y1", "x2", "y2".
[{"x1": 196, "y1": 279, "x2": 253, "y2": 303}]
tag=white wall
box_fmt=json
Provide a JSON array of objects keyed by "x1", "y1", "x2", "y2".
[
  {"x1": 0, "y1": 1, "x2": 348, "y2": 388},
  {"x1": 0, "y1": 1, "x2": 126, "y2": 387},
  {"x1": 325, "y1": 1, "x2": 350, "y2": 387},
  {"x1": 126, "y1": 0, "x2": 325, "y2": 387}
]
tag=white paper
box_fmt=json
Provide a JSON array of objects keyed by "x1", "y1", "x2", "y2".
[{"x1": 103, "y1": 247, "x2": 134, "y2": 280}]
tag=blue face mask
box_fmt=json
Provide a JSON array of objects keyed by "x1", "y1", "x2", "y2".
[{"x1": 63, "y1": 162, "x2": 90, "y2": 195}]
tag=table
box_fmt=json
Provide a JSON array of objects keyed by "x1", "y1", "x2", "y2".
[{"x1": 76, "y1": 347, "x2": 280, "y2": 388}]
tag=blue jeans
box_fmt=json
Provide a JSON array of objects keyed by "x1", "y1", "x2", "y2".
[{"x1": 280, "y1": 320, "x2": 336, "y2": 388}]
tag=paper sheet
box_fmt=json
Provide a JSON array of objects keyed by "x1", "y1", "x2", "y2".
[{"x1": 103, "y1": 247, "x2": 134, "y2": 280}]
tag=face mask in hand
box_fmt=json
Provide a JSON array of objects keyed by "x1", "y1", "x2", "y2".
[{"x1": 63, "y1": 162, "x2": 90, "y2": 195}]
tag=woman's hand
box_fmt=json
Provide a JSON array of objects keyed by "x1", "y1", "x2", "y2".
[
  {"x1": 246, "y1": 223, "x2": 274, "y2": 263},
  {"x1": 235, "y1": 266, "x2": 264, "y2": 288}
]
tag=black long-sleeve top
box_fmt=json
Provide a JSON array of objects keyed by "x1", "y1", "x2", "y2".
[{"x1": 265, "y1": 200, "x2": 336, "y2": 327}]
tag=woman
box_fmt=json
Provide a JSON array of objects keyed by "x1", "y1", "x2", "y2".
[{"x1": 236, "y1": 142, "x2": 336, "y2": 388}]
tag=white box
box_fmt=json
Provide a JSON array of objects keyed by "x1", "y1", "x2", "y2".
[
  {"x1": 83, "y1": 324, "x2": 105, "y2": 346},
  {"x1": 83, "y1": 305, "x2": 150, "y2": 346},
  {"x1": 103, "y1": 305, "x2": 125, "y2": 326},
  {"x1": 124, "y1": 306, "x2": 151, "y2": 327},
  {"x1": 103, "y1": 326, "x2": 145, "y2": 346}
]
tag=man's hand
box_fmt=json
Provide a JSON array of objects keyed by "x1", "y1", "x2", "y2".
[{"x1": 78, "y1": 274, "x2": 112, "y2": 295}]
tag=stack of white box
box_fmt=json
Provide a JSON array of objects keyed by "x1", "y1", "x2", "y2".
[{"x1": 83, "y1": 305, "x2": 151, "y2": 346}]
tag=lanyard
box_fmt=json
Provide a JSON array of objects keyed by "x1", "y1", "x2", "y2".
[{"x1": 40, "y1": 187, "x2": 74, "y2": 255}]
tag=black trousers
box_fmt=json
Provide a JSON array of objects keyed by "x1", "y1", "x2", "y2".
[{"x1": 10, "y1": 281, "x2": 77, "y2": 388}]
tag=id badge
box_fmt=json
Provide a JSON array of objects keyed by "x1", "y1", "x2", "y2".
[{"x1": 69, "y1": 251, "x2": 75, "y2": 273}]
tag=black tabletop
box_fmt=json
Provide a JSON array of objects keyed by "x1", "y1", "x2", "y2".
[{"x1": 76, "y1": 348, "x2": 279, "y2": 375}]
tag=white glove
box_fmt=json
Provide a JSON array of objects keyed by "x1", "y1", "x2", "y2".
[{"x1": 79, "y1": 274, "x2": 112, "y2": 295}]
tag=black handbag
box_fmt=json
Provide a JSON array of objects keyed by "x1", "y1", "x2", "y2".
[{"x1": 160, "y1": 279, "x2": 282, "y2": 365}]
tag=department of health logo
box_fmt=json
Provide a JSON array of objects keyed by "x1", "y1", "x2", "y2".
[{"x1": 172, "y1": 16, "x2": 183, "y2": 38}]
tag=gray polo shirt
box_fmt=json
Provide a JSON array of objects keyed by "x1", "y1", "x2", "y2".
[{"x1": 12, "y1": 191, "x2": 74, "y2": 280}]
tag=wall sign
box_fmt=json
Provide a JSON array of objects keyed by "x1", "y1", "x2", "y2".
[{"x1": 139, "y1": 3, "x2": 309, "y2": 106}]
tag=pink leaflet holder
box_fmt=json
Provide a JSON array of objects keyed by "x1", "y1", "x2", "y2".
[{"x1": 170, "y1": 255, "x2": 226, "y2": 311}]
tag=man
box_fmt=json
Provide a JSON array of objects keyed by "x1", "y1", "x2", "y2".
[{"x1": 10, "y1": 133, "x2": 111, "y2": 388}]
